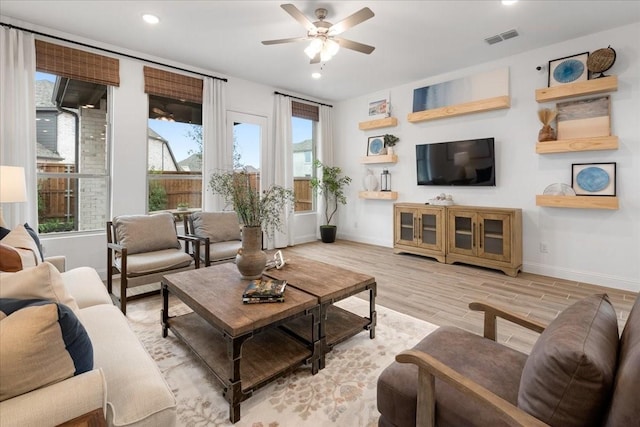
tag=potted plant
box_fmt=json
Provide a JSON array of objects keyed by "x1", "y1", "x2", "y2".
[
  {"x1": 208, "y1": 169, "x2": 295, "y2": 278},
  {"x1": 176, "y1": 202, "x2": 189, "y2": 211},
  {"x1": 383, "y1": 134, "x2": 399, "y2": 155},
  {"x1": 309, "y1": 160, "x2": 352, "y2": 243}
]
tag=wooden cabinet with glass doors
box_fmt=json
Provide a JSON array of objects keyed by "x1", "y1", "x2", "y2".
[
  {"x1": 446, "y1": 206, "x2": 522, "y2": 277},
  {"x1": 393, "y1": 204, "x2": 446, "y2": 262}
]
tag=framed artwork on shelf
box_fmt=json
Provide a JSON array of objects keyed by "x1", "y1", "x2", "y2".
[
  {"x1": 571, "y1": 162, "x2": 616, "y2": 196},
  {"x1": 548, "y1": 52, "x2": 589, "y2": 87},
  {"x1": 367, "y1": 92, "x2": 391, "y2": 120},
  {"x1": 367, "y1": 136, "x2": 385, "y2": 156},
  {"x1": 556, "y1": 95, "x2": 610, "y2": 139}
]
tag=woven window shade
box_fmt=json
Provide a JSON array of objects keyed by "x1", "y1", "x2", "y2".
[
  {"x1": 35, "y1": 40, "x2": 120, "y2": 87},
  {"x1": 292, "y1": 101, "x2": 319, "y2": 121},
  {"x1": 143, "y1": 66, "x2": 203, "y2": 104}
]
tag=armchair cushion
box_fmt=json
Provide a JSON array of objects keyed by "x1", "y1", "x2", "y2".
[
  {"x1": 0, "y1": 262, "x2": 79, "y2": 313},
  {"x1": 113, "y1": 213, "x2": 181, "y2": 255},
  {"x1": 0, "y1": 224, "x2": 42, "y2": 271},
  {"x1": 518, "y1": 293, "x2": 619, "y2": 427},
  {"x1": 191, "y1": 211, "x2": 241, "y2": 243},
  {"x1": 0, "y1": 298, "x2": 93, "y2": 401},
  {"x1": 115, "y1": 249, "x2": 193, "y2": 276}
]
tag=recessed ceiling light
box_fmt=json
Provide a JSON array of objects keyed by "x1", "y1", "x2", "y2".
[
  {"x1": 311, "y1": 72, "x2": 322, "y2": 79},
  {"x1": 501, "y1": 0, "x2": 518, "y2": 5},
  {"x1": 142, "y1": 14, "x2": 160, "y2": 24}
]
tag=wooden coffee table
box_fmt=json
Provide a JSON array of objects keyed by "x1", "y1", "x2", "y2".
[
  {"x1": 161, "y1": 263, "x2": 320, "y2": 423},
  {"x1": 264, "y1": 255, "x2": 377, "y2": 369}
]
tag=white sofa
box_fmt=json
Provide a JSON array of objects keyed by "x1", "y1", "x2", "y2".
[{"x1": 0, "y1": 259, "x2": 177, "y2": 427}]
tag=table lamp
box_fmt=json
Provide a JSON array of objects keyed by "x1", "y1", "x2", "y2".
[{"x1": 0, "y1": 165, "x2": 28, "y2": 228}]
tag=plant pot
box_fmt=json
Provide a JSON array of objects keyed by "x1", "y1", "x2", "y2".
[
  {"x1": 235, "y1": 226, "x2": 267, "y2": 279},
  {"x1": 538, "y1": 125, "x2": 556, "y2": 142},
  {"x1": 320, "y1": 225, "x2": 337, "y2": 243}
]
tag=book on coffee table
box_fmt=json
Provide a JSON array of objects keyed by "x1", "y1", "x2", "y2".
[{"x1": 242, "y1": 277, "x2": 287, "y2": 304}]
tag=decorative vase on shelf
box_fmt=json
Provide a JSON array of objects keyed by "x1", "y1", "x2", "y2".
[
  {"x1": 538, "y1": 125, "x2": 556, "y2": 142},
  {"x1": 235, "y1": 226, "x2": 267, "y2": 279},
  {"x1": 387, "y1": 146, "x2": 394, "y2": 155},
  {"x1": 363, "y1": 169, "x2": 378, "y2": 192}
]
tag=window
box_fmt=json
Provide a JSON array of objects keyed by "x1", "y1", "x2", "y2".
[
  {"x1": 34, "y1": 40, "x2": 118, "y2": 234},
  {"x1": 35, "y1": 72, "x2": 110, "y2": 234},
  {"x1": 144, "y1": 67, "x2": 203, "y2": 212},
  {"x1": 292, "y1": 101, "x2": 318, "y2": 212}
]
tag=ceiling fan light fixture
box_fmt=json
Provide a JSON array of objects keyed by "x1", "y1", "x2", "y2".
[
  {"x1": 142, "y1": 14, "x2": 160, "y2": 24},
  {"x1": 305, "y1": 38, "x2": 324, "y2": 58},
  {"x1": 326, "y1": 39, "x2": 340, "y2": 56}
]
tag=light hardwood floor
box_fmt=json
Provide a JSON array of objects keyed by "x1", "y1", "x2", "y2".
[{"x1": 283, "y1": 240, "x2": 637, "y2": 354}]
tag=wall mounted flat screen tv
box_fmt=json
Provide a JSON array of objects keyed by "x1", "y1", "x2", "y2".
[{"x1": 416, "y1": 138, "x2": 495, "y2": 186}]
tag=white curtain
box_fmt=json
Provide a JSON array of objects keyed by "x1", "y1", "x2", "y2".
[
  {"x1": 316, "y1": 105, "x2": 334, "y2": 235},
  {"x1": 267, "y1": 94, "x2": 294, "y2": 249},
  {"x1": 202, "y1": 77, "x2": 227, "y2": 211},
  {"x1": 0, "y1": 27, "x2": 37, "y2": 228}
]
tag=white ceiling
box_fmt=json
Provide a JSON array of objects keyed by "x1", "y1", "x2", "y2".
[{"x1": 2, "y1": 1, "x2": 639, "y2": 102}]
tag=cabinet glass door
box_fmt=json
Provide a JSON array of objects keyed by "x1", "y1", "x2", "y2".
[
  {"x1": 395, "y1": 209, "x2": 417, "y2": 245},
  {"x1": 478, "y1": 213, "x2": 511, "y2": 262},
  {"x1": 418, "y1": 211, "x2": 442, "y2": 250},
  {"x1": 448, "y1": 211, "x2": 476, "y2": 256}
]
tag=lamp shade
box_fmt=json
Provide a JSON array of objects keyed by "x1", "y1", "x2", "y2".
[{"x1": 0, "y1": 166, "x2": 28, "y2": 203}]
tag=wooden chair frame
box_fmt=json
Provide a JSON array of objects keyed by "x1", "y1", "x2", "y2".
[
  {"x1": 396, "y1": 302, "x2": 549, "y2": 427},
  {"x1": 107, "y1": 220, "x2": 201, "y2": 314}
]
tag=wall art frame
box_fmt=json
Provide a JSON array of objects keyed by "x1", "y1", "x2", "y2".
[
  {"x1": 548, "y1": 52, "x2": 589, "y2": 87},
  {"x1": 571, "y1": 162, "x2": 616, "y2": 196},
  {"x1": 367, "y1": 94, "x2": 391, "y2": 120},
  {"x1": 367, "y1": 135, "x2": 385, "y2": 156}
]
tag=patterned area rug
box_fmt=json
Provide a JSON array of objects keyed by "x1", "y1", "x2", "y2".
[{"x1": 126, "y1": 295, "x2": 438, "y2": 427}]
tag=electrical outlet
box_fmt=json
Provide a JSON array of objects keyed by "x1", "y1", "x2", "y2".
[{"x1": 539, "y1": 242, "x2": 548, "y2": 254}]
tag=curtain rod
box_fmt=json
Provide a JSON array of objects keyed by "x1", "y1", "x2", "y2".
[
  {"x1": 274, "y1": 91, "x2": 333, "y2": 108},
  {"x1": 1, "y1": 22, "x2": 228, "y2": 82}
]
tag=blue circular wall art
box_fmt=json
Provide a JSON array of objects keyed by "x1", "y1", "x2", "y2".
[
  {"x1": 576, "y1": 167, "x2": 609, "y2": 192},
  {"x1": 553, "y1": 59, "x2": 585, "y2": 84},
  {"x1": 369, "y1": 138, "x2": 384, "y2": 155}
]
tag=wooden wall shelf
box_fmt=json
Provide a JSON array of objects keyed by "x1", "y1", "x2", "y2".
[
  {"x1": 360, "y1": 154, "x2": 398, "y2": 164},
  {"x1": 358, "y1": 117, "x2": 398, "y2": 130},
  {"x1": 536, "y1": 195, "x2": 619, "y2": 210},
  {"x1": 535, "y1": 76, "x2": 618, "y2": 103},
  {"x1": 407, "y1": 95, "x2": 510, "y2": 123},
  {"x1": 359, "y1": 191, "x2": 398, "y2": 200},
  {"x1": 535, "y1": 136, "x2": 619, "y2": 153}
]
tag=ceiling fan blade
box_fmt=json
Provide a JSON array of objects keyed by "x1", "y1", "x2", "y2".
[
  {"x1": 310, "y1": 53, "x2": 321, "y2": 64},
  {"x1": 262, "y1": 37, "x2": 308, "y2": 45},
  {"x1": 329, "y1": 7, "x2": 374, "y2": 35},
  {"x1": 334, "y1": 37, "x2": 375, "y2": 54},
  {"x1": 281, "y1": 3, "x2": 316, "y2": 32}
]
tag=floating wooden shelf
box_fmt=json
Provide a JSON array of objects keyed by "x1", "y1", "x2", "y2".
[
  {"x1": 407, "y1": 96, "x2": 510, "y2": 123},
  {"x1": 535, "y1": 76, "x2": 618, "y2": 103},
  {"x1": 358, "y1": 117, "x2": 398, "y2": 130},
  {"x1": 535, "y1": 135, "x2": 619, "y2": 154},
  {"x1": 359, "y1": 191, "x2": 398, "y2": 200},
  {"x1": 536, "y1": 195, "x2": 619, "y2": 210},
  {"x1": 360, "y1": 154, "x2": 398, "y2": 164}
]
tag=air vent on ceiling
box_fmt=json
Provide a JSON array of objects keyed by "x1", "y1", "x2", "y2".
[{"x1": 484, "y1": 29, "x2": 519, "y2": 45}]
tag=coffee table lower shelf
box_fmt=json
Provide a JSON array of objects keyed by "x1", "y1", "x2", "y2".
[
  {"x1": 168, "y1": 312, "x2": 312, "y2": 394},
  {"x1": 283, "y1": 305, "x2": 371, "y2": 349}
]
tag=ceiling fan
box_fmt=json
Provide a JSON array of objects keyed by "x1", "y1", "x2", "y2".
[{"x1": 262, "y1": 4, "x2": 375, "y2": 63}]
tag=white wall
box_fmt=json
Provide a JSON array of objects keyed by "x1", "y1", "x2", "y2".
[{"x1": 334, "y1": 22, "x2": 640, "y2": 292}]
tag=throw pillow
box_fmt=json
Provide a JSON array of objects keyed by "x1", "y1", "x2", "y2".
[
  {"x1": 0, "y1": 224, "x2": 41, "y2": 271},
  {"x1": 0, "y1": 262, "x2": 79, "y2": 313},
  {"x1": 113, "y1": 213, "x2": 181, "y2": 255},
  {"x1": 0, "y1": 298, "x2": 93, "y2": 401},
  {"x1": 0, "y1": 226, "x2": 9, "y2": 240},
  {"x1": 0, "y1": 243, "x2": 35, "y2": 272},
  {"x1": 192, "y1": 211, "x2": 241, "y2": 243},
  {"x1": 517, "y1": 293, "x2": 619, "y2": 427},
  {"x1": 23, "y1": 223, "x2": 44, "y2": 261}
]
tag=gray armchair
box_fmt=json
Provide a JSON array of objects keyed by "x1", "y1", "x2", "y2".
[
  {"x1": 107, "y1": 212, "x2": 200, "y2": 314},
  {"x1": 184, "y1": 211, "x2": 242, "y2": 267}
]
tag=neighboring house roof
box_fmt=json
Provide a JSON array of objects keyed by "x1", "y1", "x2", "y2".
[
  {"x1": 35, "y1": 80, "x2": 56, "y2": 108},
  {"x1": 178, "y1": 153, "x2": 202, "y2": 172},
  {"x1": 293, "y1": 139, "x2": 312, "y2": 152},
  {"x1": 36, "y1": 142, "x2": 64, "y2": 161},
  {"x1": 147, "y1": 127, "x2": 181, "y2": 171},
  {"x1": 148, "y1": 127, "x2": 168, "y2": 142}
]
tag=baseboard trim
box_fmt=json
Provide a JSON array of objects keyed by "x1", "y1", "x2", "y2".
[{"x1": 524, "y1": 261, "x2": 639, "y2": 293}]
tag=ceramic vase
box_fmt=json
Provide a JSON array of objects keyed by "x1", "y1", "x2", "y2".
[
  {"x1": 236, "y1": 226, "x2": 267, "y2": 279},
  {"x1": 363, "y1": 169, "x2": 378, "y2": 192}
]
